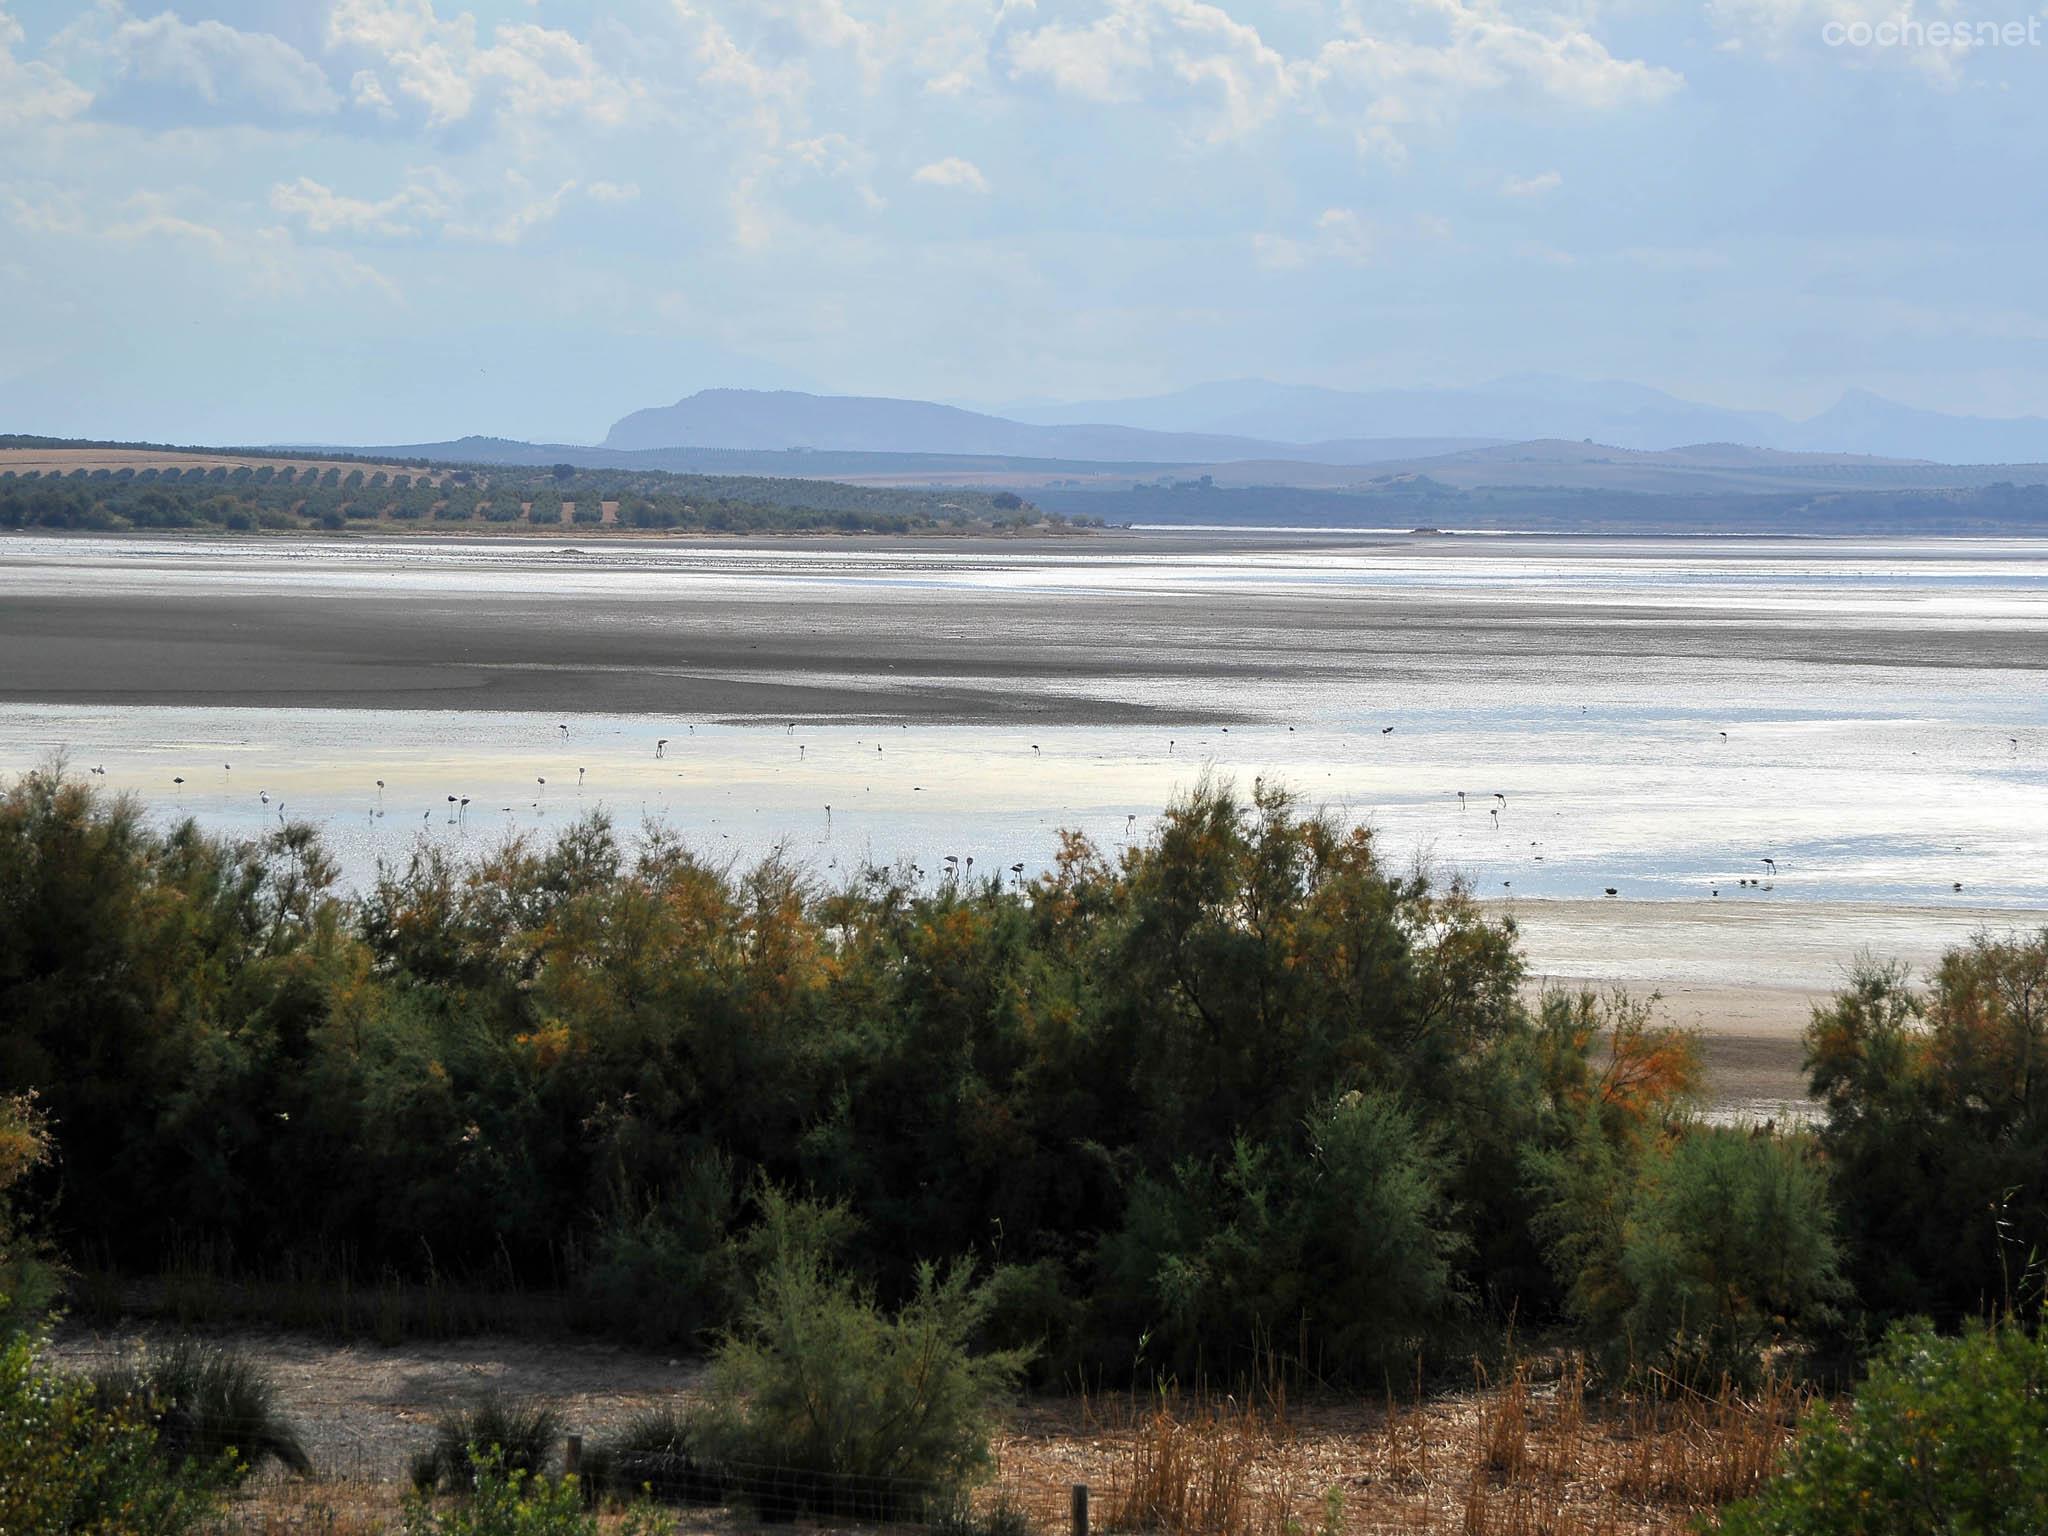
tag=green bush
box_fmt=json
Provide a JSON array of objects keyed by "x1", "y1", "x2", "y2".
[
  {"x1": 404, "y1": 1446, "x2": 598, "y2": 1536},
  {"x1": 413, "y1": 1395, "x2": 562, "y2": 1493},
  {"x1": 0, "y1": 1334, "x2": 223, "y2": 1534},
  {"x1": 0, "y1": 1093, "x2": 59, "y2": 1344},
  {"x1": 580, "y1": 1407, "x2": 720, "y2": 1507},
  {"x1": 1095, "y1": 1091, "x2": 1463, "y2": 1381},
  {"x1": 1714, "y1": 1318, "x2": 2048, "y2": 1534},
  {"x1": 700, "y1": 1187, "x2": 1027, "y2": 1521},
  {"x1": 1619, "y1": 1128, "x2": 1844, "y2": 1387},
  {"x1": 1804, "y1": 939, "x2": 2048, "y2": 1328},
  {"x1": 1539, "y1": 1124, "x2": 1842, "y2": 1388},
  {"x1": 90, "y1": 1339, "x2": 311, "y2": 1481},
  {"x1": 575, "y1": 1156, "x2": 739, "y2": 1348},
  {"x1": 979, "y1": 1259, "x2": 1085, "y2": 1389}
]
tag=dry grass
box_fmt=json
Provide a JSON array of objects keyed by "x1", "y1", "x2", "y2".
[
  {"x1": 990, "y1": 1358, "x2": 1804, "y2": 1536},
  {"x1": 165, "y1": 1337, "x2": 1804, "y2": 1535}
]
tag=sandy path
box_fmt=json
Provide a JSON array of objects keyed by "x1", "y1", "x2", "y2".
[{"x1": 48, "y1": 1328, "x2": 705, "y2": 1482}]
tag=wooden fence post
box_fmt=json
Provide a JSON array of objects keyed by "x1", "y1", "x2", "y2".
[
  {"x1": 1072, "y1": 1482, "x2": 1090, "y2": 1536},
  {"x1": 564, "y1": 1434, "x2": 582, "y2": 1478}
]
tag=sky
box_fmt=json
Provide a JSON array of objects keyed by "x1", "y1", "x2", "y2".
[{"x1": 2, "y1": 0, "x2": 2046, "y2": 445}]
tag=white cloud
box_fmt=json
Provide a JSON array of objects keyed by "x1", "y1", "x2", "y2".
[
  {"x1": 268, "y1": 170, "x2": 453, "y2": 237},
  {"x1": 102, "y1": 191, "x2": 401, "y2": 300},
  {"x1": 1309, "y1": 1, "x2": 1683, "y2": 124},
  {"x1": 1501, "y1": 168, "x2": 1561, "y2": 196},
  {"x1": 1254, "y1": 206, "x2": 1380, "y2": 268},
  {"x1": 0, "y1": 6, "x2": 93, "y2": 128},
  {"x1": 1313, "y1": 207, "x2": 1374, "y2": 265},
  {"x1": 442, "y1": 174, "x2": 576, "y2": 244},
  {"x1": 1251, "y1": 230, "x2": 1307, "y2": 269},
  {"x1": 1007, "y1": 0, "x2": 1295, "y2": 139},
  {"x1": 99, "y1": 10, "x2": 339, "y2": 117},
  {"x1": 350, "y1": 67, "x2": 396, "y2": 115},
  {"x1": 1707, "y1": 0, "x2": 1968, "y2": 82},
  {"x1": 912, "y1": 155, "x2": 990, "y2": 192},
  {"x1": 1007, "y1": 2, "x2": 1156, "y2": 102},
  {"x1": 270, "y1": 167, "x2": 602, "y2": 245},
  {"x1": 325, "y1": 0, "x2": 638, "y2": 127},
  {"x1": 1004, "y1": 0, "x2": 1675, "y2": 151}
]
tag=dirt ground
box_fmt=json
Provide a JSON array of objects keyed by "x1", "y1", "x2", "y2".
[
  {"x1": 49, "y1": 1327, "x2": 1780, "y2": 1535},
  {"x1": 49, "y1": 1327, "x2": 706, "y2": 1483}
]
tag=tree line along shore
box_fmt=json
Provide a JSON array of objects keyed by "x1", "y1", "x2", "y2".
[
  {"x1": 2, "y1": 765, "x2": 2046, "y2": 1530},
  {"x1": 0, "y1": 451, "x2": 1093, "y2": 536}
]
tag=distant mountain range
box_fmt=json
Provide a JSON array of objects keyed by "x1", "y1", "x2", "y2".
[
  {"x1": 602, "y1": 388, "x2": 1492, "y2": 466},
  {"x1": 603, "y1": 380, "x2": 2048, "y2": 465}
]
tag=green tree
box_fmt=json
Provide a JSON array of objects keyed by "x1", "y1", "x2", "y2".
[{"x1": 1715, "y1": 1319, "x2": 2048, "y2": 1535}]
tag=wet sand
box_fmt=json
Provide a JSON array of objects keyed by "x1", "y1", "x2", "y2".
[{"x1": 6, "y1": 531, "x2": 2046, "y2": 721}]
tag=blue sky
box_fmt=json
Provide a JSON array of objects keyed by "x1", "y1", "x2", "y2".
[{"x1": 2, "y1": 0, "x2": 2045, "y2": 444}]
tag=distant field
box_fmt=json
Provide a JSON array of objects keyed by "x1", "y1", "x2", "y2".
[{"x1": 0, "y1": 445, "x2": 444, "y2": 481}]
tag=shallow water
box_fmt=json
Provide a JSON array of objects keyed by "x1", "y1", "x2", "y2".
[{"x1": 5, "y1": 531, "x2": 2046, "y2": 942}]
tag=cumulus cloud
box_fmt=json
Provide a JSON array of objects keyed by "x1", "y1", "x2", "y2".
[
  {"x1": 95, "y1": 10, "x2": 339, "y2": 118},
  {"x1": 1706, "y1": 0, "x2": 1969, "y2": 81},
  {"x1": 0, "y1": 6, "x2": 91, "y2": 128},
  {"x1": 270, "y1": 168, "x2": 630, "y2": 245},
  {"x1": 268, "y1": 169, "x2": 454, "y2": 237},
  {"x1": 1254, "y1": 206, "x2": 1378, "y2": 268},
  {"x1": 325, "y1": 0, "x2": 638, "y2": 127},
  {"x1": 1003, "y1": 0, "x2": 1677, "y2": 150},
  {"x1": 102, "y1": 191, "x2": 402, "y2": 300},
  {"x1": 1308, "y1": 1, "x2": 1683, "y2": 126},
  {"x1": 912, "y1": 155, "x2": 990, "y2": 192},
  {"x1": 1501, "y1": 168, "x2": 1561, "y2": 196},
  {"x1": 1008, "y1": 0, "x2": 1296, "y2": 139}
]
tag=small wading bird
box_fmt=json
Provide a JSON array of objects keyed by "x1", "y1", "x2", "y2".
[{"x1": 1761, "y1": 856, "x2": 1777, "y2": 875}]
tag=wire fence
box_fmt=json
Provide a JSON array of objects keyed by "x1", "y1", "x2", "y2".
[{"x1": 193, "y1": 1421, "x2": 1145, "y2": 1536}]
